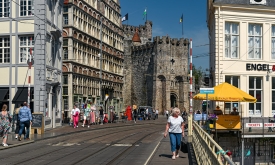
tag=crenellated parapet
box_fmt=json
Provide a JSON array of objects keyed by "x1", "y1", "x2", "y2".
[
  {"x1": 153, "y1": 36, "x2": 189, "y2": 46},
  {"x1": 123, "y1": 21, "x2": 152, "y2": 41}
]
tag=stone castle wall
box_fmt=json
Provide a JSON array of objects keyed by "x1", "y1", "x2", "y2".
[{"x1": 122, "y1": 21, "x2": 190, "y2": 114}]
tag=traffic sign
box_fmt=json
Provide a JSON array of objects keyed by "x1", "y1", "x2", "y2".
[{"x1": 200, "y1": 88, "x2": 214, "y2": 94}]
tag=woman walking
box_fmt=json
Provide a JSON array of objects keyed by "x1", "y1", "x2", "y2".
[
  {"x1": 164, "y1": 107, "x2": 185, "y2": 160},
  {"x1": 0, "y1": 104, "x2": 12, "y2": 146},
  {"x1": 71, "y1": 105, "x2": 80, "y2": 128}
]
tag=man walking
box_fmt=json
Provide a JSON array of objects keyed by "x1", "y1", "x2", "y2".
[
  {"x1": 99, "y1": 106, "x2": 104, "y2": 125},
  {"x1": 155, "y1": 108, "x2": 159, "y2": 119},
  {"x1": 18, "y1": 102, "x2": 32, "y2": 141}
]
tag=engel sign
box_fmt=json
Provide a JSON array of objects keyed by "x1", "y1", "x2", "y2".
[{"x1": 246, "y1": 123, "x2": 275, "y2": 127}]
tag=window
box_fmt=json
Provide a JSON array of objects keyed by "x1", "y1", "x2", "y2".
[
  {"x1": 272, "y1": 77, "x2": 275, "y2": 115},
  {"x1": 225, "y1": 22, "x2": 239, "y2": 58},
  {"x1": 63, "y1": 6, "x2": 68, "y2": 13},
  {"x1": 63, "y1": 75, "x2": 68, "y2": 84},
  {"x1": 20, "y1": 0, "x2": 33, "y2": 16},
  {"x1": 19, "y1": 36, "x2": 34, "y2": 63},
  {"x1": 249, "y1": 77, "x2": 262, "y2": 115},
  {"x1": 0, "y1": 0, "x2": 10, "y2": 17},
  {"x1": 225, "y1": 76, "x2": 240, "y2": 114},
  {"x1": 63, "y1": 14, "x2": 68, "y2": 25},
  {"x1": 248, "y1": 24, "x2": 262, "y2": 59},
  {"x1": 272, "y1": 25, "x2": 275, "y2": 59},
  {"x1": 63, "y1": 87, "x2": 68, "y2": 95},
  {"x1": 63, "y1": 48, "x2": 68, "y2": 60},
  {"x1": 0, "y1": 37, "x2": 10, "y2": 63},
  {"x1": 63, "y1": 96, "x2": 68, "y2": 110},
  {"x1": 63, "y1": 39, "x2": 68, "y2": 60}
]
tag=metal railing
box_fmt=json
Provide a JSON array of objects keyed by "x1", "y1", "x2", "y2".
[{"x1": 191, "y1": 117, "x2": 235, "y2": 165}]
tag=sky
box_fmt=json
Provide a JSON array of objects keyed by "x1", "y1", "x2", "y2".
[{"x1": 120, "y1": 0, "x2": 209, "y2": 71}]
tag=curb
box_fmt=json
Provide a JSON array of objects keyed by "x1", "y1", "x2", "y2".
[{"x1": 0, "y1": 140, "x2": 34, "y2": 150}]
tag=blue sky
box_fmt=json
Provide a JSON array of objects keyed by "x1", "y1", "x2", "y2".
[{"x1": 120, "y1": 0, "x2": 209, "y2": 71}]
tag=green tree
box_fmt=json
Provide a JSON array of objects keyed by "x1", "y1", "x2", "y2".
[{"x1": 191, "y1": 65, "x2": 203, "y2": 85}]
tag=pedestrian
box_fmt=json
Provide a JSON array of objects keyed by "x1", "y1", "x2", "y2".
[
  {"x1": 155, "y1": 108, "x2": 159, "y2": 119},
  {"x1": 165, "y1": 110, "x2": 169, "y2": 119},
  {"x1": 164, "y1": 107, "x2": 185, "y2": 160},
  {"x1": 18, "y1": 102, "x2": 32, "y2": 141},
  {"x1": 99, "y1": 106, "x2": 104, "y2": 125},
  {"x1": 71, "y1": 105, "x2": 80, "y2": 128},
  {"x1": 82, "y1": 103, "x2": 91, "y2": 128},
  {"x1": 0, "y1": 104, "x2": 12, "y2": 146},
  {"x1": 90, "y1": 105, "x2": 96, "y2": 125},
  {"x1": 133, "y1": 108, "x2": 138, "y2": 123},
  {"x1": 145, "y1": 108, "x2": 149, "y2": 120},
  {"x1": 14, "y1": 104, "x2": 25, "y2": 139}
]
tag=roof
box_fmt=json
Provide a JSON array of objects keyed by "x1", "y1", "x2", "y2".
[
  {"x1": 132, "y1": 28, "x2": 141, "y2": 43},
  {"x1": 213, "y1": 0, "x2": 275, "y2": 7}
]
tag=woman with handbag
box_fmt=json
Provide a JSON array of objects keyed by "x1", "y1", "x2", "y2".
[
  {"x1": 164, "y1": 107, "x2": 185, "y2": 160},
  {"x1": 0, "y1": 104, "x2": 12, "y2": 146}
]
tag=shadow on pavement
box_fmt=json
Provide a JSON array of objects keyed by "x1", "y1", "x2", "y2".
[{"x1": 188, "y1": 142, "x2": 198, "y2": 165}]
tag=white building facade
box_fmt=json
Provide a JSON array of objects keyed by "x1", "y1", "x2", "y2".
[
  {"x1": 207, "y1": 0, "x2": 275, "y2": 118},
  {"x1": 0, "y1": 0, "x2": 63, "y2": 129}
]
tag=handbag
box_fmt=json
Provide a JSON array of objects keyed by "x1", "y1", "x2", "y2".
[{"x1": 181, "y1": 137, "x2": 188, "y2": 153}]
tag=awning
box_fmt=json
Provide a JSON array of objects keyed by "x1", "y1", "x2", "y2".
[
  {"x1": 0, "y1": 88, "x2": 8, "y2": 101},
  {"x1": 12, "y1": 88, "x2": 29, "y2": 103}
]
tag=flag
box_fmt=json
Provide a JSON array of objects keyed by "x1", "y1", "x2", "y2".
[
  {"x1": 121, "y1": 13, "x2": 128, "y2": 22},
  {"x1": 179, "y1": 14, "x2": 183, "y2": 23},
  {"x1": 143, "y1": 8, "x2": 147, "y2": 20}
]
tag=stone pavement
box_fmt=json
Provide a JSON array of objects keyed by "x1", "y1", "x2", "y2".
[
  {"x1": 148, "y1": 137, "x2": 189, "y2": 165},
  {"x1": 1, "y1": 116, "x2": 196, "y2": 165}
]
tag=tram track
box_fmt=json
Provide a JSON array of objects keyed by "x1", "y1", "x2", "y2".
[{"x1": 7, "y1": 126, "x2": 159, "y2": 165}]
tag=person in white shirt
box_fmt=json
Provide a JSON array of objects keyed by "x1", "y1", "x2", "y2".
[
  {"x1": 71, "y1": 105, "x2": 80, "y2": 128},
  {"x1": 165, "y1": 110, "x2": 169, "y2": 119},
  {"x1": 145, "y1": 108, "x2": 149, "y2": 120},
  {"x1": 164, "y1": 107, "x2": 185, "y2": 160},
  {"x1": 155, "y1": 109, "x2": 159, "y2": 119}
]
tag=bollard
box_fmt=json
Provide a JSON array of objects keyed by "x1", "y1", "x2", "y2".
[{"x1": 248, "y1": 117, "x2": 252, "y2": 132}]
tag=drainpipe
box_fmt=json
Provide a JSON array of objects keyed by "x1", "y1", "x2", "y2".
[{"x1": 218, "y1": 6, "x2": 220, "y2": 85}]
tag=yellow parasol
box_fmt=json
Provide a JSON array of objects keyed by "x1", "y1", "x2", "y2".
[{"x1": 193, "y1": 82, "x2": 257, "y2": 103}]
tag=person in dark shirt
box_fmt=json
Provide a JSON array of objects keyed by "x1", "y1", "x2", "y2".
[{"x1": 99, "y1": 107, "x2": 104, "y2": 125}]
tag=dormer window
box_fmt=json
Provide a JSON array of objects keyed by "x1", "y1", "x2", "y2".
[{"x1": 250, "y1": 0, "x2": 266, "y2": 5}]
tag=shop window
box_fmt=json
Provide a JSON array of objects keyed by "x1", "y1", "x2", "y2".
[
  {"x1": 249, "y1": 77, "x2": 262, "y2": 115},
  {"x1": 225, "y1": 76, "x2": 240, "y2": 114},
  {"x1": 248, "y1": 23, "x2": 262, "y2": 59},
  {"x1": 225, "y1": 22, "x2": 239, "y2": 58}
]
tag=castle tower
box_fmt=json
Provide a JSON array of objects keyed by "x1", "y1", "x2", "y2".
[{"x1": 122, "y1": 21, "x2": 189, "y2": 114}]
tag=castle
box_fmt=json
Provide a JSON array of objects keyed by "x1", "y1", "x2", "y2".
[{"x1": 123, "y1": 21, "x2": 190, "y2": 114}]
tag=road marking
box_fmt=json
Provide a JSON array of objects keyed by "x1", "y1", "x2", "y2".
[
  {"x1": 144, "y1": 141, "x2": 160, "y2": 165},
  {"x1": 112, "y1": 144, "x2": 132, "y2": 146}
]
